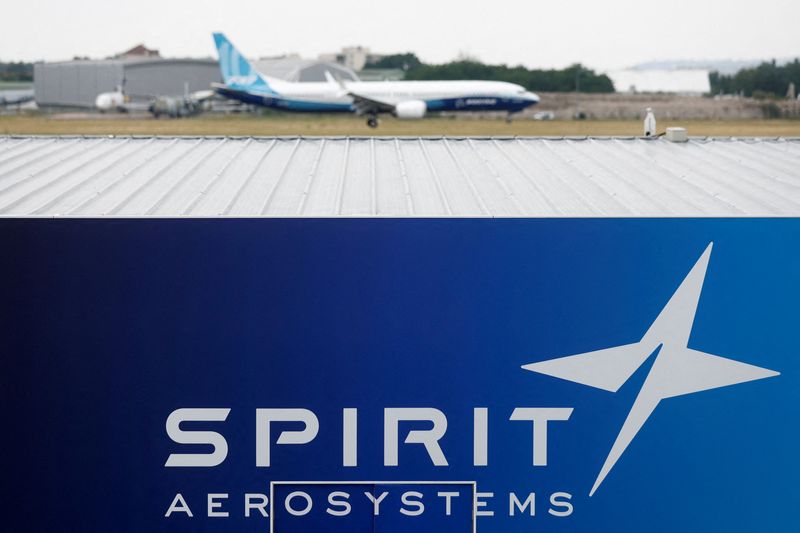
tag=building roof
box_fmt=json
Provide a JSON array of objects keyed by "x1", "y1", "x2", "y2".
[
  {"x1": 114, "y1": 44, "x2": 160, "y2": 59},
  {"x1": 0, "y1": 136, "x2": 798, "y2": 217},
  {"x1": 35, "y1": 57, "x2": 217, "y2": 69},
  {"x1": 254, "y1": 58, "x2": 358, "y2": 82}
]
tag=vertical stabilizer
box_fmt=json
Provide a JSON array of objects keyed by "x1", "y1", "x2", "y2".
[{"x1": 212, "y1": 32, "x2": 278, "y2": 94}]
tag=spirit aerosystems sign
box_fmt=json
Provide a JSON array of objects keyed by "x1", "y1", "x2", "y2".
[{"x1": 1, "y1": 219, "x2": 796, "y2": 533}]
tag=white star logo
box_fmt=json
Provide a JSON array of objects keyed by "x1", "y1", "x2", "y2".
[{"x1": 523, "y1": 243, "x2": 779, "y2": 496}]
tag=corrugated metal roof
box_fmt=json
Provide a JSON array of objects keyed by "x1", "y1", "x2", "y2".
[{"x1": 0, "y1": 135, "x2": 798, "y2": 217}]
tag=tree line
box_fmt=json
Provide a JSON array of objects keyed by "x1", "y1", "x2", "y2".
[
  {"x1": 709, "y1": 59, "x2": 800, "y2": 98},
  {"x1": 0, "y1": 61, "x2": 34, "y2": 82},
  {"x1": 367, "y1": 54, "x2": 615, "y2": 93}
]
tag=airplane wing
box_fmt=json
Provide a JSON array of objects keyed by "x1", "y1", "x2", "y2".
[
  {"x1": 323, "y1": 70, "x2": 396, "y2": 116},
  {"x1": 0, "y1": 90, "x2": 34, "y2": 106},
  {"x1": 125, "y1": 92, "x2": 159, "y2": 101},
  {"x1": 193, "y1": 90, "x2": 216, "y2": 100},
  {"x1": 212, "y1": 83, "x2": 261, "y2": 102},
  {"x1": 188, "y1": 90, "x2": 217, "y2": 103},
  {"x1": 347, "y1": 92, "x2": 396, "y2": 115}
]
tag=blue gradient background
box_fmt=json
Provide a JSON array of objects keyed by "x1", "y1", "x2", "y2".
[
  {"x1": 271, "y1": 483, "x2": 475, "y2": 532},
  {"x1": 0, "y1": 219, "x2": 797, "y2": 532}
]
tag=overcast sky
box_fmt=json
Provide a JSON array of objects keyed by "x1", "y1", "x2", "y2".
[{"x1": 3, "y1": 0, "x2": 798, "y2": 69}]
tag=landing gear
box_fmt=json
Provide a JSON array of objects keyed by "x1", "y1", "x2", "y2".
[
  {"x1": 506, "y1": 112, "x2": 515, "y2": 124},
  {"x1": 366, "y1": 114, "x2": 379, "y2": 128}
]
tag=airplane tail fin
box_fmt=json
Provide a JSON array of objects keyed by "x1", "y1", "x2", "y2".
[{"x1": 212, "y1": 32, "x2": 279, "y2": 94}]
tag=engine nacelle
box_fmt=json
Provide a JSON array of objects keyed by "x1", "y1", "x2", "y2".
[{"x1": 394, "y1": 100, "x2": 427, "y2": 119}]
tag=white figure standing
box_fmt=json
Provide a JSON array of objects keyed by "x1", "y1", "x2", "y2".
[{"x1": 644, "y1": 107, "x2": 656, "y2": 137}]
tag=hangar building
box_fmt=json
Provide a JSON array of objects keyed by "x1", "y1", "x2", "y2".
[
  {"x1": 33, "y1": 58, "x2": 221, "y2": 109},
  {"x1": 254, "y1": 58, "x2": 359, "y2": 82}
]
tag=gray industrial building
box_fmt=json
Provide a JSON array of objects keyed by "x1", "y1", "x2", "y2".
[{"x1": 34, "y1": 58, "x2": 221, "y2": 109}]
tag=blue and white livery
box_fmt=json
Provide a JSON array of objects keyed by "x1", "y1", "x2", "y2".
[{"x1": 212, "y1": 33, "x2": 540, "y2": 127}]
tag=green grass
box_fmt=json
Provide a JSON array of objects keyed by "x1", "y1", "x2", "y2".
[{"x1": 1, "y1": 114, "x2": 799, "y2": 137}]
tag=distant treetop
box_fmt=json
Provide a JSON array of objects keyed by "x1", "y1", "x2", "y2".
[
  {"x1": 0, "y1": 62, "x2": 33, "y2": 82},
  {"x1": 407, "y1": 61, "x2": 614, "y2": 93},
  {"x1": 366, "y1": 53, "x2": 423, "y2": 71},
  {"x1": 710, "y1": 59, "x2": 800, "y2": 98},
  {"x1": 365, "y1": 54, "x2": 614, "y2": 93}
]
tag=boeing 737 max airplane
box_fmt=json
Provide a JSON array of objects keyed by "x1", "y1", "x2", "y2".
[{"x1": 212, "y1": 33, "x2": 540, "y2": 127}]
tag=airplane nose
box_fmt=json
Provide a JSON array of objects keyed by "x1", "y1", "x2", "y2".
[{"x1": 524, "y1": 91, "x2": 540, "y2": 104}]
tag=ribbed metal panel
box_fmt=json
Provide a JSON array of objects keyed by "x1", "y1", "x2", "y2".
[
  {"x1": 33, "y1": 60, "x2": 220, "y2": 108},
  {"x1": 0, "y1": 136, "x2": 798, "y2": 217}
]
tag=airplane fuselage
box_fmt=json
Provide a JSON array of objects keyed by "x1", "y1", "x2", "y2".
[{"x1": 216, "y1": 79, "x2": 539, "y2": 114}]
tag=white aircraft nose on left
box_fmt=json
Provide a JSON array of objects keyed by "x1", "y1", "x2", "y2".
[{"x1": 95, "y1": 91, "x2": 125, "y2": 112}]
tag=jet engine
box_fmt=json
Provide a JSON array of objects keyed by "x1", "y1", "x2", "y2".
[{"x1": 394, "y1": 100, "x2": 427, "y2": 119}]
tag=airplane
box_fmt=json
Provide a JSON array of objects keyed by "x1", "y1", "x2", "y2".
[
  {"x1": 0, "y1": 89, "x2": 34, "y2": 107},
  {"x1": 211, "y1": 32, "x2": 540, "y2": 127},
  {"x1": 95, "y1": 85, "x2": 215, "y2": 118},
  {"x1": 94, "y1": 86, "x2": 129, "y2": 113},
  {"x1": 148, "y1": 90, "x2": 216, "y2": 118}
]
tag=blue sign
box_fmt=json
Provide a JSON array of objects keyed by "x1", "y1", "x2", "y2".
[
  {"x1": 270, "y1": 482, "x2": 475, "y2": 533},
  {"x1": 1, "y1": 219, "x2": 797, "y2": 532}
]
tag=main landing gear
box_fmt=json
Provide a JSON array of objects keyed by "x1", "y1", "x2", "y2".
[{"x1": 366, "y1": 114, "x2": 379, "y2": 128}]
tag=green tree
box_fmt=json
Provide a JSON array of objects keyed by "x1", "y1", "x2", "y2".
[
  {"x1": 0, "y1": 61, "x2": 34, "y2": 82},
  {"x1": 403, "y1": 60, "x2": 614, "y2": 93},
  {"x1": 366, "y1": 53, "x2": 422, "y2": 71},
  {"x1": 709, "y1": 59, "x2": 800, "y2": 98}
]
